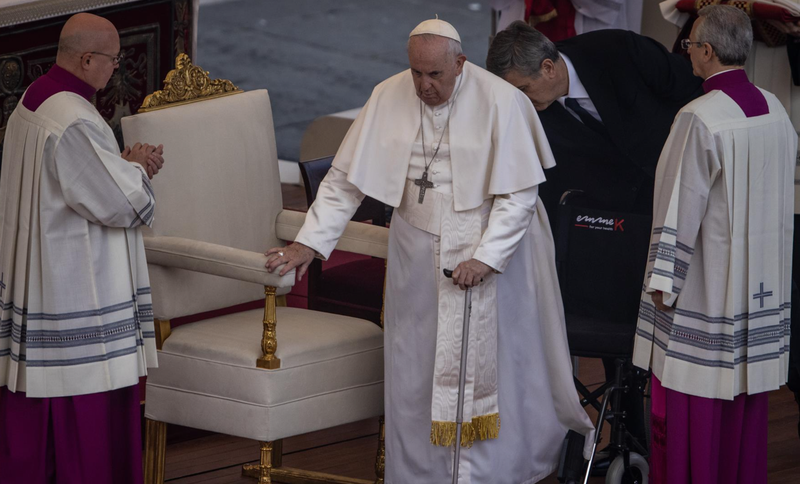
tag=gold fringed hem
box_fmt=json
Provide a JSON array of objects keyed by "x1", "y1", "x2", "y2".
[
  {"x1": 430, "y1": 413, "x2": 501, "y2": 448},
  {"x1": 430, "y1": 421, "x2": 457, "y2": 447},
  {"x1": 527, "y1": 9, "x2": 558, "y2": 26},
  {"x1": 473, "y1": 412, "x2": 501, "y2": 441}
]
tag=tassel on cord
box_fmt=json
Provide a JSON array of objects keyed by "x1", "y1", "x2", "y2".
[{"x1": 430, "y1": 413, "x2": 501, "y2": 448}]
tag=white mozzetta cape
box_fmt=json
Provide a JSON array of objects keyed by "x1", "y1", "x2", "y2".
[
  {"x1": 633, "y1": 89, "x2": 796, "y2": 400},
  {"x1": 331, "y1": 61, "x2": 555, "y2": 212},
  {"x1": 0, "y1": 92, "x2": 157, "y2": 398}
]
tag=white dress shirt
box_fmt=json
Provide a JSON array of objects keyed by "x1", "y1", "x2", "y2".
[{"x1": 557, "y1": 53, "x2": 603, "y2": 124}]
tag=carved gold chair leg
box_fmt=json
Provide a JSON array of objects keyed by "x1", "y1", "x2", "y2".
[
  {"x1": 242, "y1": 441, "x2": 276, "y2": 483},
  {"x1": 144, "y1": 418, "x2": 167, "y2": 484},
  {"x1": 242, "y1": 438, "x2": 373, "y2": 484},
  {"x1": 374, "y1": 416, "x2": 386, "y2": 484}
]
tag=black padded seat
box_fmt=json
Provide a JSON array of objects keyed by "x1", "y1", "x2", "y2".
[{"x1": 565, "y1": 313, "x2": 635, "y2": 359}]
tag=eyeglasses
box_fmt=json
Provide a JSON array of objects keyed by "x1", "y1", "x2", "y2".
[
  {"x1": 88, "y1": 51, "x2": 124, "y2": 65},
  {"x1": 680, "y1": 39, "x2": 706, "y2": 50}
]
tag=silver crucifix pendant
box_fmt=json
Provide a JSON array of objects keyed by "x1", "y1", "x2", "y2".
[{"x1": 414, "y1": 171, "x2": 435, "y2": 203}]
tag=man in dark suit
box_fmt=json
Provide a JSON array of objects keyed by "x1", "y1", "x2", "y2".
[
  {"x1": 486, "y1": 21, "x2": 703, "y2": 218},
  {"x1": 486, "y1": 22, "x2": 704, "y2": 468}
]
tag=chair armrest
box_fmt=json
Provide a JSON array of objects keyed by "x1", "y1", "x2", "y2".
[
  {"x1": 275, "y1": 210, "x2": 389, "y2": 259},
  {"x1": 143, "y1": 236, "x2": 295, "y2": 288}
]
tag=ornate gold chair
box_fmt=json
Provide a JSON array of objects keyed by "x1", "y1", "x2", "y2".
[{"x1": 122, "y1": 55, "x2": 388, "y2": 484}]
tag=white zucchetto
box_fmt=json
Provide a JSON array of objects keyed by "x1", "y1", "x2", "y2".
[{"x1": 409, "y1": 17, "x2": 461, "y2": 43}]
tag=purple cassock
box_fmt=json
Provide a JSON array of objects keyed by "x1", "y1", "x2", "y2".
[
  {"x1": 0, "y1": 64, "x2": 143, "y2": 484},
  {"x1": 649, "y1": 69, "x2": 770, "y2": 484}
]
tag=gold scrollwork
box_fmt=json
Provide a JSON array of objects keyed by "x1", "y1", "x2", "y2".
[{"x1": 139, "y1": 53, "x2": 241, "y2": 112}]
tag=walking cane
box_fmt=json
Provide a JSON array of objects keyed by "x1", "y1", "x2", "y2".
[{"x1": 442, "y1": 268, "x2": 472, "y2": 484}]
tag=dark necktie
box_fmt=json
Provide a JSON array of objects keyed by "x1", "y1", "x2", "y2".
[{"x1": 564, "y1": 97, "x2": 607, "y2": 136}]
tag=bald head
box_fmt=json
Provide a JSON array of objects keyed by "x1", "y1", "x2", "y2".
[
  {"x1": 56, "y1": 13, "x2": 120, "y2": 90},
  {"x1": 407, "y1": 35, "x2": 466, "y2": 106}
]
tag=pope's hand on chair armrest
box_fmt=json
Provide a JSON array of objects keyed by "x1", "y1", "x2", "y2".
[
  {"x1": 143, "y1": 236, "x2": 295, "y2": 288},
  {"x1": 265, "y1": 243, "x2": 316, "y2": 281}
]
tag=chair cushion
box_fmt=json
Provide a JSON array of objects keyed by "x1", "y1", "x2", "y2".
[
  {"x1": 566, "y1": 313, "x2": 635, "y2": 359},
  {"x1": 144, "y1": 307, "x2": 384, "y2": 441}
]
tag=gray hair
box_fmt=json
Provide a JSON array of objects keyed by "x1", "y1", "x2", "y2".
[
  {"x1": 486, "y1": 20, "x2": 560, "y2": 78},
  {"x1": 696, "y1": 5, "x2": 753, "y2": 66},
  {"x1": 407, "y1": 34, "x2": 463, "y2": 59}
]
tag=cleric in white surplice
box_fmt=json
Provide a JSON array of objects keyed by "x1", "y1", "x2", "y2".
[
  {"x1": 0, "y1": 13, "x2": 164, "y2": 483},
  {"x1": 632, "y1": 6, "x2": 796, "y2": 483},
  {"x1": 266, "y1": 18, "x2": 594, "y2": 484}
]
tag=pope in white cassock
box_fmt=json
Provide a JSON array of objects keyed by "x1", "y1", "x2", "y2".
[{"x1": 266, "y1": 18, "x2": 594, "y2": 484}]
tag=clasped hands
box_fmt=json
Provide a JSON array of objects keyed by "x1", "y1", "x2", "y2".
[
  {"x1": 264, "y1": 241, "x2": 491, "y2": 291},
  {"x1": 122, "y1": 142, "x2": 165, "y2": 179}
]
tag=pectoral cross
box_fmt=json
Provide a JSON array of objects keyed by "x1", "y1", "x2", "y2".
[{"x1": 414, "y1": 171, "x2": 435, "y2": 204}]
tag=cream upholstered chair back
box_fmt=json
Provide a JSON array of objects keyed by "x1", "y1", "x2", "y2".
[{"x1": 121, "y1": 89, "x2": 283, "y2": 320}]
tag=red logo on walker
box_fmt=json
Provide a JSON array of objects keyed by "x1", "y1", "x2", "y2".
[{"x1": 574, "y1": 215, "x2": 625, "y2": 232}]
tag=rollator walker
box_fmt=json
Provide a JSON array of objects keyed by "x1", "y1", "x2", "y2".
[{"x1": 554, "y1": 190, "x2": 651, "y2": 484}]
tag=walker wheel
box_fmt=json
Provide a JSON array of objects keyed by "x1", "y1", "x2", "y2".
[{"x1": 605, "y1": 452, "x2": 648, "y2": 484}]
